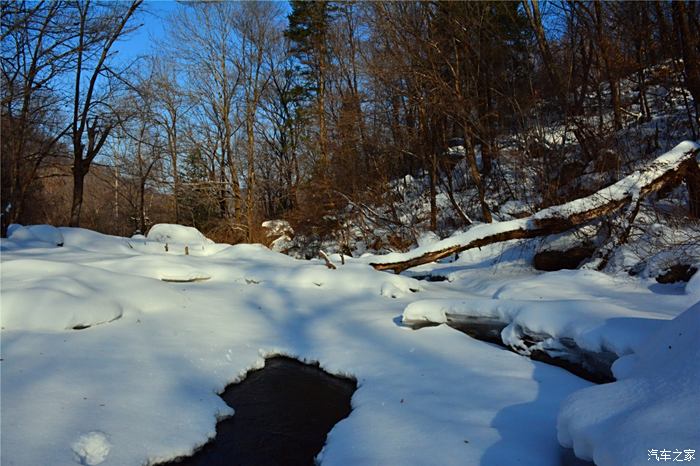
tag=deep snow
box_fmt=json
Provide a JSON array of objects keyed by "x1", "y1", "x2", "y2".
[{"x1": 1, "y1": 224, "x2": 698, "y2": 466}]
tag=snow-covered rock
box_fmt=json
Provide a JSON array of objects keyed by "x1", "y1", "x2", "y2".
[
  {"x1": 147, "y1": 224, "x2": 213, "y2": 246},
  {"x1": 557, "y1": 302, "x2": 700, "y2": 466},
  {"x1": 71, "y1": 431, "x2": 111, "y2": 465},
  {"x1": 7, "y1": 224, "x2": 64, "y2": 247},
  {"x1": 261, "y1": 219, "x2": 294, "y2": 238},
  {"x1": 262, "y1": 220, "x2": 295, "y2": 253}
]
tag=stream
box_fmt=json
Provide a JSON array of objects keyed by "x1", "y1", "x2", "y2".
[{"x1": 157, "y1": 356, "x2": 357, "y2": 466}]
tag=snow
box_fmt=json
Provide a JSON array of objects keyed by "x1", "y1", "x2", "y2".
[
  {"x1": 687, "y1": 268, "x2": 700, "y2": 297},
  {"x1": 72, "y1": 432, "x2": 112, "y2": 465},
  {"x1": 557, "y1": 302, "x2": 700, "y2": 466},
  {"x1": 146, "y1": 223, "x2": 213, "y2": 247},
  {"x1": 261, "y1": 219, "x2": 294, "y2": 237},
  {"x1": 367, "y1": 140, "x2": 700, "y2": 267},
  {"x1": 1, "y1": 225, "x2": 697, "y2": 466},
  {"x1": 403, "y1": 265, "x2": 696, "y2": 358},
  {"x1": 6, "y1": 224, "x2": 64, "y2": 247}
]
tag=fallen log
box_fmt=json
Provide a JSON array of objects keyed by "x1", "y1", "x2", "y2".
[{"x1": 370, "y1": 141, "x2": 700, "y2": 274}]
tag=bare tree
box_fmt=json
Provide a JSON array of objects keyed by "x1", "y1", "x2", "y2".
[
  {"x1": 166, "y1": 2, "x2": 244, "y2": 237},
  {"x1": 232, "y1": 1, "x2": 284, "y2": 240},
  {"x1": 1, "y1": 1, "x2": 79, "y2": 234},
  {"x1": 68, "y1": 0, "x2": 142, "y2": 227}
]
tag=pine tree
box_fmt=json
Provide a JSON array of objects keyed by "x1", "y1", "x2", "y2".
[{"x1": 285, "y1": 0, "x2": 332, "y2": 167}]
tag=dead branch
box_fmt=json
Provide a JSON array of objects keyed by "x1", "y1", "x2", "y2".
[
  {"x1": 319, "y1": 250, "x2": 337, "y2": 269},
  {"x1": 370, "y1": 142, "x2": 700, "y2": 274}
]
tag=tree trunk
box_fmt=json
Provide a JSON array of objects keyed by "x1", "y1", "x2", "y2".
[
  {"x1": 594, "y1": 2, "x2": 622, "y2": 131},
  {"x1": 672, "y1": 1, "x2": 700, "y2": 133},
  {"x1": 246, "y1": 116, "x2": 256, "y2": 241},
  {"x1": 429, "y1": 152, "x2": 438, "y2": 232},
  {"x1": 371, "y1": 142, "x2": 699, "y2": 273},
  {"x1": 69, "y1": 164, "x2": 86, "y2": 227},
  {"x1": 687, "y1": 163, "x2": 700, "y2": 219},
  {"x1": 464, "y1": 130, "x2": 492, "y2": 223}
]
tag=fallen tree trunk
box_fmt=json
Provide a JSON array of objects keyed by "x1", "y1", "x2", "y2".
[{"x1": 370, "y1": 141, "x2": 700, "y2": 274}]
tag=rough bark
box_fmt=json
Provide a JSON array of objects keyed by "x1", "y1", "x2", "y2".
[{"x1": 370, "y1": 142, "x2": 700, "y2": 274}]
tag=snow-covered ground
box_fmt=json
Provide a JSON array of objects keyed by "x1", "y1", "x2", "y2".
[{"x1": 1, "y1": 225, "x2": 698, "y2": 466}]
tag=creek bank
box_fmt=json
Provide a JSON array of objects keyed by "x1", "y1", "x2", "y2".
[
  {"x1": 157, "y1": 356, "x2": 357, "y2": 466},
  {"x1": 409, "y1": 314, "x2": 615, "y2": 384}
]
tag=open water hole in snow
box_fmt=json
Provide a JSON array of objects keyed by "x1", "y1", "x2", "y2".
[{"x1": 157, "y1": 356, "x2": 357, "y2": 466}]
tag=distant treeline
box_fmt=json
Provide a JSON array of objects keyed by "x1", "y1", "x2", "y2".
[{"x1": 2, "y1": 1, "x2": 699, "y2": 242}]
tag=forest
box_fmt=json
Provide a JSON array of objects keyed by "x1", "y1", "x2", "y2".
[
  {"x1": 3, "y1": 0, "x2": 698, "y2": 253},
  {"x1": 2, "y1": 3, "x2": 700, "y2": 466}
]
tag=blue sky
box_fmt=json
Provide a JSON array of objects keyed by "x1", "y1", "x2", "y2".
[
  {"x1": 113, "y1": 1, "x2": 179, "y2": 63},
  {"x1": 113, "y1": 1, "x2": 292, "y2": 64}
]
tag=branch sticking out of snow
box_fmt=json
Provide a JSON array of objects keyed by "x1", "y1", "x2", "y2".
[
  {"x1": 319, "y1": 250, "x2": 337, "y2": 270},
  {"x1": 370, "y1": 141, "x2": 700, "y2": 274}
]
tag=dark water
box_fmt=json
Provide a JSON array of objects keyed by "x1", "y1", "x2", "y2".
[{"x1": 158, "y1": 356, "x2": 357, "y2": 466}]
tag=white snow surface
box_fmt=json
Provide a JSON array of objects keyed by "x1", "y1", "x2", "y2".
[
  {"x1": 7, "y1": 223, "x2": 64, "y2": 247},
  {"x1": 147, "y1": 223, "x2": 213, "y2": 247},
  {"x1": 557, "y1": 302, "x2": 700, "y2": 466},
  {"x1": 71, "y1": 431, "x2": 112, "y2": 465},
  {"x1": 1, "y1": 226, "x2": 697, "y2": 466}
]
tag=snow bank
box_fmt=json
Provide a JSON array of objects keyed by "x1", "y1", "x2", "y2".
[
  {"x1": 0, "y1": 258, "x2": 182, "y2": 331},
  {"x1": 686, "y1": 268, "x2": 700, "y2": 297},
  {"x1": 1, "y1": 225, "x2": 692, "y2": 466},
  {"x1": 147, "y1": 224, "x2": 213, "y2": 246},
  {"x1": 557, "y1": 302, "x2": 700, "y2": 466},
  {"x1": 403, "y1": 295, "x2": 667, "y2": 356},
  {"x1": 7, "y1": 224, "x2": 64, "y2": 247}
]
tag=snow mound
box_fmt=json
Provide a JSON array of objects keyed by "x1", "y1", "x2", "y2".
[
  {"x1": 416, "y1": 231, "x2": 440, "y2": 248},
  {"x1": 89, "y1": 255, "x2": 212, "y2": 282},
  {"x1": 7, "y1": 224, "x2": 64, "y2": 247},
  {"x1": 557, "y1": 302, "x2": 700, "y2": 466},
  {"x1": 71, "y1": 431, "x2": 111, "y2": 465},
  {"x1": 403, "y1": 294, "x2": 668, "y2": 356},
  {"x1": 147, "y1": 224, "x2": 213, "y2": 246},
  {"x1": 1, "y1": 259, "x2": 183, "y2": 331},
  {"x1": 270, "y1": 234, "x2": 293, "y2": 252},
  {"x1": 2, "y1": 286, "x2": 123, "y2": 331},
  {"x1": 686, "y1": 268, "x2": 700, "y2": 297}
]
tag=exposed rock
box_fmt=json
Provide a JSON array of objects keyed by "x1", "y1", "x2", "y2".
[
  {"x1": 533, "y1": 246, "x2": 595, "y2": 271},
  {"x1": 262, "y1": 220, "x2": 295, "y2": 253},
  {"x1": 656, "y1": 264, "x2": 698, "y2": 283}
]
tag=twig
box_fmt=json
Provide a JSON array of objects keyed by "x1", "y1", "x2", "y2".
[{"x1": 319, "y1": 250, "x2": 337, "y2": 270}]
